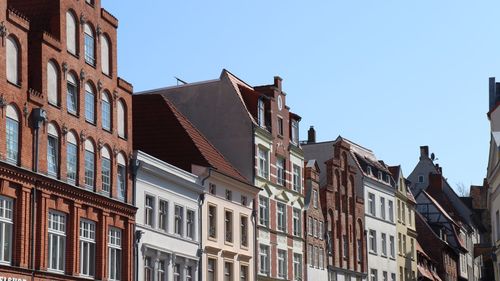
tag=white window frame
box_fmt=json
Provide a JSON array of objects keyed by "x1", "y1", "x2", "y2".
[
  {"x1": 225, "y1": 210, "x2": 233, "y2": 243},
  {"x1": 293, "y1": 253, "x2": 302, "y2": 281},
  {"x1": 174, "y1": 205, "x2": 184, "y2": 236},
  {"x1": 66, "y1": 132, "x2": 78, "y2": 184},
  {"x1": 380, "y1": 197, "x2": 386, "y2": 220},
  {"x1": 108, "y1": 227, "x2": 122, "y2": 281},
  {"x1": 145, "y1": 195, "x2": 155, "y2": 227},
  {"x1": 278, "y1": 249, "x2": 287, "y2": 279},
  {"x1": 368, "y1": 193, "x2": 376, "y2": 216},
  {"x1": 80, "y1": 219, "x2": 96, "y2": 277},
  {"x1": 259, "y1": 196, "x2": 269, "y2": 227},
  {"x1": 186, "y1": 209, "x2": 195, "y2": 240},
  {"x1": 0, "y1": 197, "x2": 13, "y2": 264},
  {"x1": 48, "y1": 211, "x2": 66, "y2": 273},
  {"x1": 158, "y1": 199, "x2": 168, "y2": 232},
  {"x1": 293, "y1": 208, "x2": 301, "y2": 237},
  {"x1": 277, "y1": 202, "x2": 286, "y2": 232},
  {"x1": 369, "y1": 229, "x2": 377, "y2": 254},
  {"x1": 259, "y1": 244, "x2": 269, "y2": 275},
  {"x1": 258, "y1": 148, "x2": 269, "y2": 179},
  {"x1": 276, "y1": 157, "x2": 285, "y2": 186},
  {"x1": 293, "y1": 164, "x2": 301, "y2": 192}
]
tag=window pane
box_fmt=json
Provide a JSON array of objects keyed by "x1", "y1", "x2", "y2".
[
  {"x1": 6, "y1": 118, "x2": 18, "y2": 163},
  {"x1": 67, "y1": 143, "x2": 77, "y2": 183},
  {"x1": 67, "y1": 79, "x2": 78, "y2": 114},
  {"x1": 84, "y1": 32, "x2": 95, "y2": 65},
  {"x1": 117, "y1": 165, "x2": 126, "y2": 201},
  {"x1": 85, "y1": 151, "x2": 95, "y2": 188},
  {"x1": 102, "y1": 158, "x2": 111, "y2": 193},
  {"x1": 47, "y1": 136, "x2": 58, "y2": 176},
  {"x1": 85, "y1": 89, "x2": 95, "y2": 123}
]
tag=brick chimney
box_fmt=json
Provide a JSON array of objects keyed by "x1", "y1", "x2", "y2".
[
  {"x1": 420, "y1": 146, "x2": 429, "y2": 160},
  {"x1": 274, "y1": 76, "x2": 282, "y2": 92},
  {"x1": 307, "y1": 126, "x2": 316, "y2": 144},
  {"x1": 428, "y1": 173, "x2": 444, "y2": 195}
]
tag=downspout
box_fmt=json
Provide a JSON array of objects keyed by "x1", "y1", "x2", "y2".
[
  {"x1": 252, "y1": 124, "x2": 257, "y2": 281},
  {"x1": 130, "y1": 156, "x2": 141, "y2": 281},
  {"x1": 198, "y1": 168, "x2": 211, "y2": 281},
  {"x1": 31, "y1": 108, "x2": 46, "y2": 281}
]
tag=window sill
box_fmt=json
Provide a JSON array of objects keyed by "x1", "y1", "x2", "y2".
[
  {"x1": 208, "y1": 236, "x2": 217, "y2": 242},
  {"x1": 47, "y1": 269, "x2": 65, "y2": 275},
  {"x1": 102, "y1": 72, "x2": 113, "y2": 79},
  {"x1": 7, "y1": 80, "x2": 21, "y2": 88},
  {"x1": 85, "y1": 120, "x2": 96, "y2": 126},
  {"x1": 103, "y1": 128, "x2": 112, "y2": 134},
  {"x1": 79, "y1": 274, "x2": 95, "y2": 280},
  {"x1": 48, "y1": 102, "x2": 61, "y2": 109},
  {"x1": 118, "y1": 135, "x2": 128, "y2": 141},
  {"x1": 68, "y1": 111, "x2": 79, "y2": 118},
  {"x1": 85, "y1": 61, "x2": 96, "y2": 68},
  {"x1": 67, "y1": 51, "x2": 79, "y2": 59}
]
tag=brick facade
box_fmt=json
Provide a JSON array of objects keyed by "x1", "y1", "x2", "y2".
[{"x1": 0, "y1": 0, "x2": 135, "y2": 280}]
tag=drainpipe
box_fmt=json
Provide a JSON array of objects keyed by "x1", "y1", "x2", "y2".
[
  {"x1": 252, "y1": 124, "x2": 257, "y2": 281},
  {"x1": 130, "y1": 156, "x2": 141, "y2": 281},
  {"x1": 30, "y1": 108, "x2": 46, "y2": 281},
  {"x1": 198, "y1": 168, "x2": 211, "y2": 281}
]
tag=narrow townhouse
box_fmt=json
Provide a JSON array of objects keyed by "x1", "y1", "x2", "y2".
[
  {"x1": 134, "y1": 150, "x2": 203, "y2": 281},
  {"x1": 389, "y1": 166, "x2": 418, "y2": 281},
  {"x1": 0, "y1": 0, "x2": 136, "y2": 280},
  {"x1": 409, "y1": 147, "x2": 480, "y2": 281},
  {"x1": 302, "y1": 131, "x2": 369, "y2": 281},
  {"x1": 133, "y1": 95, "x2": 260, "y2": 281},
  {"x1": 134, "y1": 70, "x2": 306, "y2": 281},
  {"x1": 304, "y1": 160, "x2": 328, "y2": 280},
  {"x1": 416, "y1": 238, "x2": 444, "y2": 281}
]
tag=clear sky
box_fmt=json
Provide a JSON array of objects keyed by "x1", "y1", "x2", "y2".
[{"x1": 102, "y1": 0, "x2": 498, "y2": 192}]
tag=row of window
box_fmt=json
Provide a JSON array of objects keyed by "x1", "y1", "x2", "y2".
[
  {"x1": 208, "y1": 183, "x2": 248, "y2": 207},
  {"x1": 367, "y1": 192, "x2": 394, "y2": 222},
  {"x1": 307, "y1": 244, "x2": 325, "y2": 269},
  {"x1": 368, "y1": 229, "x2": 396, "y2": 259},
  {"x1": 0, "y1": 196, "x2": 123, "y2": 279},
  {"x1": 207, "y1": 204, "x2": 249, "y2": 248},
  {"x1": 66, "y1": 10, "x2": 112, "y2": 75},
  {"x1": 2, "y1": 109, "x2": 127, "y2": 200},
  {"x1": 399, "y1": 265, "x2": 417, "y2": 281},
  {"x1": 259, "y1": 244, "x2": 302, "y2": 281},
  {"x1": 258, "y1": 196, "x2": 302, "y2": 236},
  {"x1": 366, "y1": 166, "x2": 392, "y2": 184},
  {"x1": 397, "y1": 199, "x2": 414, "y2": 227},
  {"x1": 369, "y1": 269, "x2": 397, "y2": 281},
  {"x1": 256, "y1": 99, "x2": 300, "y2": 145},
  {"x1": 397, "y1": 233, "x2": 415, "y2": 259},
  {"x1": 144, "y1": 194, "x2": 196, "y2": 240},
  {"x1": 207, "y1": 258, "x2": 249, "y2": 281},
  {"x1": 307, "y1": 216, "x2": 324, "y2": 240},
  {"x1": 257, "y1": 147, "x2": 302, "y2": 192},
  {"x1": 144, "y1": 256, "x2": 195, "y2": 281}
]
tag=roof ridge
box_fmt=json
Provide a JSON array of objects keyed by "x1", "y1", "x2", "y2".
[{"x1": 161, "y1": 96, "x2": 248, "y2": 183}]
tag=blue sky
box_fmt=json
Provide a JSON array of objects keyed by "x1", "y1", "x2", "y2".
[{"x1": 102, "y1": 0, "x2": 499, "y2": 191}]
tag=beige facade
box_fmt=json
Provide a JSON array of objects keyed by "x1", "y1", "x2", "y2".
[{"x1": 390, "y1": 166, "x2": 418, "y2": 281}]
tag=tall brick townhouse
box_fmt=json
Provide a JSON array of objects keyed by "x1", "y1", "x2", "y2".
[
  {"x1": 302, "y1": 131, "x2": 367, "y2": 281},
  {"x1": 0, "y1": 0, "x2": 135, "y2": 280},
  {"x1": 135, "y1": 70, "x2": 306, "y2": 281}
]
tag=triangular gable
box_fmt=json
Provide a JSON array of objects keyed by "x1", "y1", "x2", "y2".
[
  {"x1": 261, "y1": 184, "x2": 272, "y2": 197},
  {"x1": 275, "y1": 189, "x2": 290, "y2": 203}
]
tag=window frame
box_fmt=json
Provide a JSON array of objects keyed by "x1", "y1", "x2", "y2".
[{"x1": 48, "y1": 211, "x2": 66, "y2": 273}]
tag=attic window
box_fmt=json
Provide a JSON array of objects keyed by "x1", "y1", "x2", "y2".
[
  {"x1": 418, "y1": 175, "x2": 424, "y2": 183},
  {"x1": 209, "y1": 183, "x2": 216, "y2": 195},
  {"x1": 386, "y1": 174, "x2": 391, "y2": 183},
  {"x1": 378, "y1": 171, "x2": 383, "y2": 180},
  {"x1": 257, "y1": 99, "x2": 265, "y2": 127},
  {"x1": 367, "y1": 166, "x2": 372, "y2": 175}
]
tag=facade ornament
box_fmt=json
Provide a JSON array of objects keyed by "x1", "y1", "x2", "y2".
[
  {"x1": 23, "y1": 103, "x2": 29, "y2": 119},
  {"x1": 80, "y1": 14, "x2": 87, "y2": 26},
  {"x1": 113, "y1": 145, "x2": 119, "y2": 157},
  {"x1": 97, "y1": 80, "x2": 103, "y2": 92},
  {"x1": 96, "y1": 25, "x2": 102, "y2": 38},
  {"x1": 80, "y1": 130, "x2": 87, "y2": 143},
  {"x1": 113, "y1": 90, "x2": 119, "y2": 101},
  {"x1": 61, "y1": 124, "x2": 68, "y2": 136},
  {"x1": 80, "y1": 69, "x2": 86, "y2": 81},
  {"x1": 62, "y1": 62, "x2": 68, "y2": 77},
  {"x1": 98, "y1": 139, "x2": 104, "y2": 150},
  {"x1": 0, "y1": 22, "x2": 7, "y2": 46},
  {"x1": 0, "y1": 95, "x2": 7, "y2": 109}
]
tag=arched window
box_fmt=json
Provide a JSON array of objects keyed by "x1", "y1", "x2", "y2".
[
  {"x1": 117, "y1": 100, "x2": 126, "y2": 138},
  {"x1": 85, "y1": 83, "x2": 95, "y2": 123},
  {"x1": 100, "y1": 35, "x2": 110, "y2": 75},
  {"x1": 101, "y1": 91, "x2": 111, "y2": 131},
  {"x1": 6, "y1": 36, "x2": 20, "y2": 85},
  {"x1": 47, "y1": 60, "x2": 59, "y2": 106},
  {"x1": 47, "y1": 123, "x2": 59, "y2": 177},
  {"x1": 67, "y1": 72, "x2": 78, "y2": 114},
  {"x1": 117, "y1": 153, "x2": 126, "y2": 201},
  {"x1": 66, "y1": 131, "x2": 78, "y2": 184},
  {"x1": 6, "y1": 105, "x2": 19, "y2": 163},
  {"x1": 66, "y1": 11, "x2": 77, "y2": 55},
  {"x1": 84, "y1": 24, "x2": 95, "y2": 66},
  {"x1": 84, "y1": 140, "x2": 95, "y2": 189},
  {"x1": 101, "y1": 146, "x2": 111, "y2": 194}
]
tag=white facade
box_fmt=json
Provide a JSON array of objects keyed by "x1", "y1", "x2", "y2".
[
  {"x1": 364, "y1": 178, "x2": 398, "y2": 281},
  {"x1": 135, "y1": 151, "x2": 203, "y2": 281}
]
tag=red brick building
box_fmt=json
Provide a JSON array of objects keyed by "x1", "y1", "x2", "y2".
[
  {"x1": 303, "y1": 134, "x2": 367, "y2": 281},
  {"x1": 0, "y1": 0, "x2": 135, "y2": 280}
]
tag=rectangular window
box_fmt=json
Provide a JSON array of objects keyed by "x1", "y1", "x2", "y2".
[
  {"x1": 371, "y1": 269, "x2": 378, "y2": 281},
  {"x1": 101, "y1": 157, "x2": 111, "y2": 193},
  {"x1": 258, "y1": 148, "x2": 269, "y2": 179},
  {"x1": 382, "y1": 271, "x2": 388, "y2": 281},
  {"x1": 157, "y1": 260, "x2": 166, "y2": 281},
  {"x1": 108, "y1": 228, "x2": 122, "y2": 281},
  {"x1": 5, "y1": 118, "x2": 18, "y2": 163},
  {"x1": 225, "y1": 210, "x2": 233, "y2": 243},
  {"x1": 174, "y1": 263, "x2": 181, "y2": 281},
  {"x1": 224, "y1": 262, "x2": 233, "y2": 281},
  {"x1": 293, "y1": 165, "x2": 301, "y2": 192},
  {"x1": 145, "y1": 195, "x2": 154, "y2": 227},
  {"x1": 278, "y1": 250, "x2": 287, "y2": 279},
  {"x1": 208, "y1": 205, "x2": 217, "y2": 239},
  {"x1": 390, "y1": 235, "x2": 395, "y2": 258},
  {"x1": 315, "y1": 246, "x2": 319, "y2": 267},
  {"x1": 257, "y1": 99, "x2": 265, "y2": 127},
  {"x1": 0, "y1": 197, "x2": 13, "y2": 264},
  {"x1": 241, "y1": 215, "x2": 248, "y2": 247},
  {"x1": 369, "y1": 229, "x2": 377, "y2": 253},
  {"x1": 410, "y1": 238, "x2": 415, "y2": 259},
  {"x1": 291, "y1": 120, "x2": 299, "y2": 144},
  {"x1": 397, "y1": 200, "x2": 401, "y2": 221},
  {"x1": 496, "y1": 210, "x2": 500, "y2": 240},
  {"x1": 102, "y1": 99, "x2": 111, "y2": 130},
  {"x1": 277, "y1": 117, "x2": 284, "y2": 136},
  {"x1": 259, "y1": 196, "x2": 269, "y2": 227},
  {"x1": 277, "y1": 203, "x2": 286, "y2": 232},
  {"x1": 240, "y1": 265, "x2": 248, "y2": 281},
  {"x1": 259, "y1": 244, "x2": 269, "y2": 275},
  {"x1": 313, "y1": 190, "x2": 318, "y2": 208},
  {"x1": 84, "y1": 150, "x2": 95, "y2": 189},
  {"x1": 186, "y1": 265, "x2": 193, "y2": 281},
  {"x1": 240, "y1": 196, "x2": 247, "y2": 206},
  {"x1": 66, "y1": 142, "x2": 78, "y2": 184},
  {"x1": 84, "y1": 33, "x2": 95, "y2": 65},
  {"x1": 403, "y1": 234, "x2": 407, "y2": 254},
  {"x1": 48, "y1": 211, "x2": 66, "y2": 272},
  {"x1": 117, "y1": 164, "x2": 126, "y2": 201},
  {"x1": 67, "y1": 80, "x2": 78, "y2": 114},
  {"x1": 276, "y1": 158, "x2": 285, "y2": 186},
  {"x1": 391, "y1": 273, "x2": 396, "y2": 281},
  {"x1": 85, "y1": 90, "x2": 95, "y2": 123},
  {"x1": 319, "y1": 221, "x2": 324, "y2": 240},
  {"x1": 159, "y1": 200, "x2": 168, "y2": 232},
  {"x1": 343, "y1": 235, "x2": 348, "y2": 257},
  {"x1": 80, "y1": 219, "x2": 96, "y2": 277},
  {"x1": 388, "y1": 200, "x2": 394, "y2": 222},
  {"x1": 381, "y1": 233, "x2": 387, "y2": 256},
  {"x1": 207, "y1": 258, "x2": 216, "y2": 281},
  {"x1": 293, "y1": 254, "x2": 302, "y2": 281},
  {"x1": 293, "y1": 208, "x2": 301, "y2": 237},
  {"x1": 380, "y1": 197, "x2": 386, "y2": 220},
  {"x1": 47, "y1": 135, "x2": 58, "y2": 176},
  {"x1": 357, "y1": 239, "x2": 362, "y2": 262},
  {"x1": 174, "y1": 205, "x2": 184, "y2": 236},
  {"x1": 308, "y1": 216, "x2": 313, "y2": 236},
  {"x1": 308, "y1": 245, "x2": 313, "y2": 265},
  {"x1": 225, "y1": 189, "x2": 232, "y2": 201},
  {"x1": 398, "y1": 233, "x2": 402, "y2": 255},
  {"x1": 368, "y1": 193, "x2": 375, "y2": 216},
  {"x1": 187, "y1": 210, "x2": 195, "y2": 240},
  {"x1": 402, "y1": 204, "x2": 406, "y2": 224},
  {"x1": 144, "y1": 257, "x2": 153, "y2": 281},
  {"x1": 319, "y1": 248, "x2": 324, "y2": 269}
]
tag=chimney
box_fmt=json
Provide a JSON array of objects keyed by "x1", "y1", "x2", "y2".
[
  {"x1": 420, "y1": 146, "x2": 429, "y2": 160},
  {"x1": 428, "y1": 173, "x2": 444, "y2": 193},
  {"x1": 490, "y1": 77, "x2": 497, "y2": 112},
  {"x1": 307, "y1": 126, "x2": 316, "y2": 144},
  {"x1": 274, "y1": 76, "x2": 282, "y2": 91}
]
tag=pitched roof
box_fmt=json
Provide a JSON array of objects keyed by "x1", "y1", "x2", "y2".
[
  {"x1": 422, "y1": 190, "x2": 459, "y2": 227},
  {"x1": 133, "y1": 94, "x2": 248, "y2": 183}
]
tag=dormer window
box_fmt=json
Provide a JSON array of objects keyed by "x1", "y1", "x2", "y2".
[
  {"x1": 257, "y1": 99, "x2": 265, "y2": 127},
  {"x1": 418, "y1": 175, "x2": 424, "y2": 183},
  {"x1": 386, "y1": 174, "x2": 391, "y2": 183},
  {"x1": 291, "y1": 120, "x2": 299, "y2": 144},
  {"x1": 367, "y1": 166, "x2": 372, "y2": 175},
  {"x1": 378, "y1": 171, "x2": 383, "y2": 180}
]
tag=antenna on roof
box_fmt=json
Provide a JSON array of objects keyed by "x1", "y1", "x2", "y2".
[
  {"x1": 430, "y1": 153, "x2": 435, "y2": 161},
  {"x1": 174, "y1": 77, "x2": 188, "y2": 85}
]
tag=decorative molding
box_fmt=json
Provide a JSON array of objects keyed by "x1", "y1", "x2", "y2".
[
  {"x1": 80, "y1": 130, "x2": 87, "y2": 143},
  {"x1": 98, "y1": 139, "x2": 104, "y2": 150},
  {"x1": 22, "y1": 103, "x2": 29, "y2": 119},
  {"x1": 0, "y1": 95, "x2": 7, "y2": 109},
  {"x1": 80, "y1": 14, "x2": 87, "y2": 26},
  {"x1": 62, "y1": 62, "x2": 68, "y2": 78},
  {"x1": 0, "y1": 21, "x2": 8, "y2": 46},
  {"x1": 61, "y1": 124, "x2": 68, "y2": 136},
  {"x1": 97, "y1": 80, "x2": 103, "y2": 92},
  {"x1": 80, "y1": 69, "x2": 86, "y2": 81}
]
